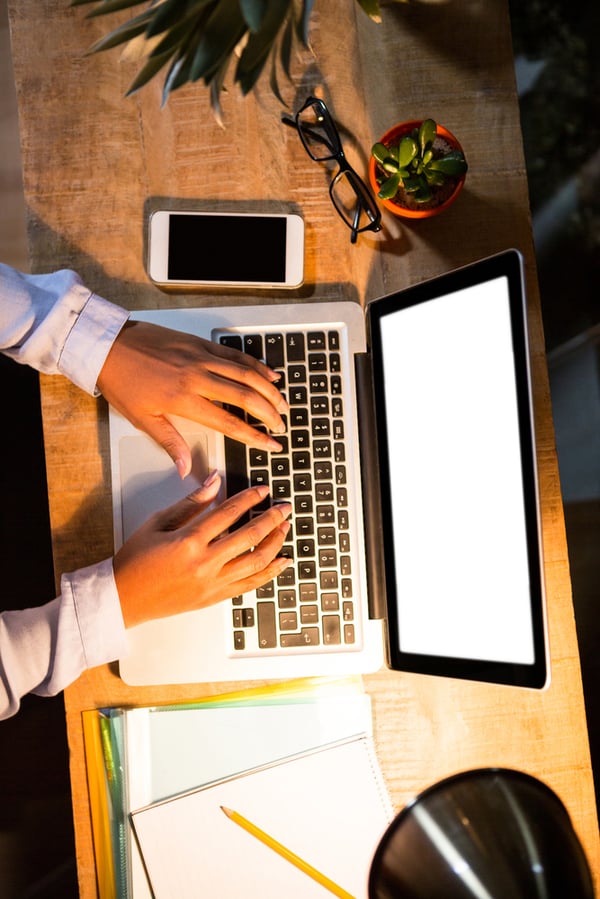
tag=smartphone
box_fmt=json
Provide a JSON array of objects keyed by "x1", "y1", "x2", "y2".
[{"x1": 147, "y1": 210, "x2": 304, "y2": 288}]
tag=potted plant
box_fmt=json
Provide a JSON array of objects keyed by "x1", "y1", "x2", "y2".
[{"x1": 369, "y1": 119, "x2": 468, "y2": 219}]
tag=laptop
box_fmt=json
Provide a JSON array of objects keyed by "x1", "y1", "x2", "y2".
[{"x1": 110, "y1": 250, "x2": 548, "y2": 689}]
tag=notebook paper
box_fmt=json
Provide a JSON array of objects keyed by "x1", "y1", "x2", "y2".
[{"x1": 131, "y1": 736, "x2": 393, "y2": 899}]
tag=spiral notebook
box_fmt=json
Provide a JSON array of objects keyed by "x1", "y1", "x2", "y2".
[{"x1": 130, "y1": 735, "x2": 393, "y2": 899}]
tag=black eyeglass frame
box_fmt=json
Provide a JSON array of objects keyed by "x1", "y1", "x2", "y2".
[{"x1": 283, "y1": 96, "x2": 382, "y2": 244}]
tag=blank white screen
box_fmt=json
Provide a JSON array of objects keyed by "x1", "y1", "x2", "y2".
[{"x1": 381, "y1": 277, "x2": 535, "y2": 664}]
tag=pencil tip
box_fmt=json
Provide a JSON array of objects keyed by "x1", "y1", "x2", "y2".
[{"x1": 221, "y1": 805, "x2": 232, "y2": 817}]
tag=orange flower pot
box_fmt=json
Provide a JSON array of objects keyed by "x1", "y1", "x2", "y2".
[{"x1": 368, "y1": 120, "x2": 467, "y2": 219}]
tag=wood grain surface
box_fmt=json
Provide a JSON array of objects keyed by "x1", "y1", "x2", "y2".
[{"x1": 7, "y1": 0, "x2": 599, "y2": 894}]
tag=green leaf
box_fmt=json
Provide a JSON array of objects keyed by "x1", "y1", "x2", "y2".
[
  {"x1": 371, "y1": 142, "x2": 389, "y2": 165},
  {"x1": 402, "y1": 176, "x2": 422, "y2": 193},
  {"x1": 85, "y1": 7, "x2": 155, "y2": 54},
  {"x1": 125, "y1": 46, "x2": 173, "y2": 95},
  {"x1": 354, "y1": 0, "x2": 382, "y2": 23},
  {"x1": 398, "y1": 136, "x2": 417, "y2": 168},
  {"x1": 240, "y1": 0, "x2": 269, "y2": 32},
  {"x1": 188, "y1": 0, "x2": 247, "y2": 83},
  {"x1": 235, "y1": 0, "x2": 289, "y2": 92},
  {"x1": 297, "y1": 0, "x2": 315, "y2": 45},
  {"x1": 418, "y1": 118, "x2": 437, "y2": 154},
  {"x1": 146, "y1": 0, "x2": 213, "y2": 38},
  {"x1": 378, "y1": 172, "x2": 401, "y2": 200},
  {"x1": 429, "y1": 151, "x2": 468, "y2": 176},
  {"x1": 85, "y1": 0, "x2": 148, "y2": 18}
]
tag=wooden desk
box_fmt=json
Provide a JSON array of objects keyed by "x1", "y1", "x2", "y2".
[{"x1": 9, "y1": 0, "x2": 599, "y2": 893}]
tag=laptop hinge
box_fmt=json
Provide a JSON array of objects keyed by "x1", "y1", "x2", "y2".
[{"x1": 354, "y1": 352, "x2": 387, "y2": 621}]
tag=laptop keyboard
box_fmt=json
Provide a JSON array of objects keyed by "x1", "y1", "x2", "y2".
[{"x1": 217, "y1": 327, "x2": 358, "y2": 656}]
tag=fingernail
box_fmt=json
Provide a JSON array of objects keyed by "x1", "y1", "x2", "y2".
[
  {"x1": 202, "y1": 469, "x2": 220, "y2": 488},
  {"x1": 176, "y1": 457, "x2": 189, "y2": 479},
  {"x1": 276, "y1": 398, "x2": 289, "y2": 414},
  {"x1": 267, "y1": 437, "x2": 283, "y2": 451},
  {"x1": 272, "y1": 422, "x2": 287, "y2": 435},
  {"x1": 274, "y1": 502, "x2": 292, "y2": 519},
  {"x1": 268, "y1": 369, "x2": 282, "y2": 382},
  {"x1": 256, "y1": 485, "x2": 270, "y2": 499}
]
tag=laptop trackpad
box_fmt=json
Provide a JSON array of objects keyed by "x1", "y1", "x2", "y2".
[{"x1": 119, "y1": 432, "x2": 211, "y2": 541}]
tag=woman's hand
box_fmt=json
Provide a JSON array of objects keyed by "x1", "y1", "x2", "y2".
[
  {"x1": 113, "y1": 472, "x2": 292, "y2": 628},
  {"x1": 97, "y1": 320, "x2": 289, "y2": 478}
]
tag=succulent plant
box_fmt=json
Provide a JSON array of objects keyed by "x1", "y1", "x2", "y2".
[
  {"x1": 72, "y1": 0, "x2": 401, "y2": 122},
  {"x1": 371, "y1": 119, "x2": 468, "y2": 205}
]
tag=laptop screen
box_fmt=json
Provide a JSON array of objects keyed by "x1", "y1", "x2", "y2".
[{"x1": 368, "y1": 251, "x2": 547, "y2": 688}]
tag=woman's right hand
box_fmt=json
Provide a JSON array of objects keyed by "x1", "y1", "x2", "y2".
[{"x1": 113, "y1": 472, "x2": 292, "y2": 628}]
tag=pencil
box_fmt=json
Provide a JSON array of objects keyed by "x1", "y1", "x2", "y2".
[{"x1": 220, "y1": 806, "x2": 356, "y2": 899}]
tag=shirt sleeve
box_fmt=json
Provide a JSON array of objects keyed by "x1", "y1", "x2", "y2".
[
  {"x1": 0, "y1": 559, "x2": 129, "y2": 720},
  {"x1": 0, "y1": 263, "x2": 129, "y2": 395}
]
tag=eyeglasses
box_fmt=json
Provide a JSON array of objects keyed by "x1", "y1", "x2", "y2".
[{"x1": 283, "y1": 96, "x2": 382, "y2": 244}]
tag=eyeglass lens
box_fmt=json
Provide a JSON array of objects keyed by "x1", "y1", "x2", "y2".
[
  {"x1": 331, "y1": 169, "x2": 381, "y2": 235},
  {"x1": 296, "y1": 101, "x2": 341, "y2": 161}
]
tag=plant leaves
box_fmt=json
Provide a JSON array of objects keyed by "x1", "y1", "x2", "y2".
[
  {"x1": 188, "y1": 0, "x2": 247, "y2": 83},
  {"x1": 378, "y1": 172, "x2": 401, "y2": 200},
  {"x1": 125, "y1": 46, "x2": 173, "y2": 95},
  {"x1": 236, "y1": 0, "x2": 290, "y2": 93},
  {"x1": 146, "y1": 0, "x2": 213, "y2": 38},
  {"x1": 398, "y1": 136, "x2": 417, "y2": 168},
  {"x1": 240, "y1": 0, "x2": 269, "y2": 32},
  {"x1": 297, "y1": 0, "x2": 315, "y2": 45},
  {"x1": 418, "y1": 118, "x2": 437, "y2": 154},
  {"x1": 429, "y1": 152, "x2": 468, "y2": 176},
  {"x1": 85, "y1": 7, "x2": 156, "y2": 54},
  {"x1": 85, "y1": 0, "x2": 148, "y2": 18}
]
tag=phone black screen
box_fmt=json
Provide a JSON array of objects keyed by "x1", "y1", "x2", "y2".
[{"x1": 167, "y1": 214, "x2": 287, "y2": 283}]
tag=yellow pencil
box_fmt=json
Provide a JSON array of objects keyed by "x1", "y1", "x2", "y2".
[{"x1": 221, "y1": 805, "x2": 356, "y2": 899}]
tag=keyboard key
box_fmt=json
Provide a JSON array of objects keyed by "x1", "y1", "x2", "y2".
[
  {"x1": 321, "y1": 593, "x2": 340, "y2": 611},
  {"x1": 298, "y1": 562, "x2": 317, "y2": 580},
  {"x1": 344, "y1": 623, "x2": 356, "y2": 644},
  {"x1": 328, "y1": 331, "x2": 340, "y2": 350},
  {"x1": 309, "y1": 375, "x2": 328, "y2": 393},
  {"x1": 249, "y1": 448, "x2": 268, "y2": 466},
  {"x1": 244, "y1": 334, "x2": 263, "y2": 359},
  {"x1": 289, "y1": 386, "x2": 308, "y2": 405},
  {"x1": 311, "y1": 397, "x2": 329, "y2": 415},
  {"x1": 278, "y1": 590, "x2": 297, "y2": 608},
  {"x1": 279, "y1": 611, "x2": 298, "y2": 631},
  {"x1": 265, "y1": 333, "x2": 284, "y2": 368},
  {"x1": 294, "y1": 473, "x2": 312, "y2": 492},
  {"x1": 289, "y1": 364, "x2": 307, "y2": 383},
  {"x1": 220, "y1": 334, "x2": 243, "y2": 351},
  {"x1": 307, "y1": 332, "x2": 326, "y2": 350},
  {"x1": 315, "y1": 483, "x2": 334, "y2": 501},
  {"x1": 257, "y1": 602, "x2": 277, "y2": 648},
  {"x1": 271, "y1": 457, "x2": 290, "y2": 477},
  {"x1": 323, "y1": 615, "x2": 341, "y2": 644},
  {"x1": 299, "y1": 582, "x2": 318, "y2": 601},
  {"x1": 280, "y1": 628, "x2": 320, "y2": 647},
  {"x1": 290, "y1": 408, "x2": 309, "y2": 427},
  {"x1": 300, "y1": 604, "x2": 319, "y2": 624},
  {"x1": 286, "y1": 332, "x2": 305, "y2": 361},
  {"x1": 234, "y1": 631, "x2": 245, "y2": 650},
  {"x1": 308, "y1": 353, "x2": 327, "y2": 372},
  {"x1": 294, "y1": 495, "x2": 313, "y2": 514}
]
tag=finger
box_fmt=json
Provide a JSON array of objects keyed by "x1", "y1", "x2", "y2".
[
  {"x1": 173, "y1": 377, "x2": 288, "y2": 439},
  {"x1": 137, "y1": 413, "x2": 193, "y2": 479},
  {"x1": 152, "y1": 471, "x2": 221, "y2": 531},
  {"x1": 220, "y1": 521, "x2": 292, "y2": 588},
  {"x1": 189, "y1": 485, "x2": 274, "y2": 544},
  {"x1": 202, "y1": 338, "x2": 282, "y2": 384},
  {"x1": 170, "y1": 396, "x2": 285, "y2": 452},
  {"x1": 209, "y1": 502, "x2": 293, "y2": 563}
]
